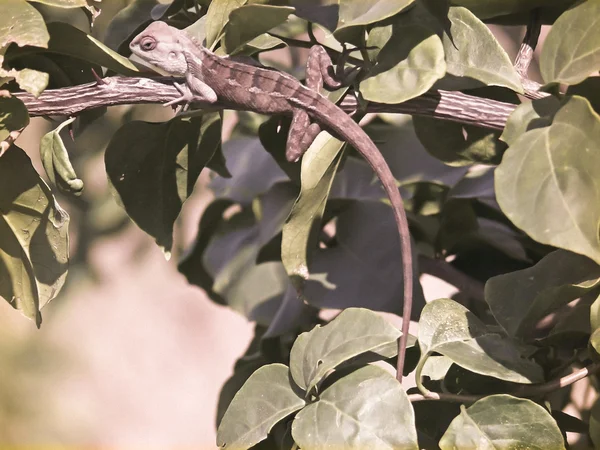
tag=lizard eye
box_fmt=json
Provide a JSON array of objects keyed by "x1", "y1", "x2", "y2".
[{"x1": 140, "y1": 37, "x2": 156, "y2": 51}]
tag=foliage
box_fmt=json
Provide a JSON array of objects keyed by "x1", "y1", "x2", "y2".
[{"x1": 1, "y1": 0, "x2": 600, "y2": 448}]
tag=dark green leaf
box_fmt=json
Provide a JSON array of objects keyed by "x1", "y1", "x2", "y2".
[
  {"x1": 293, "y1": 365, "x2": 418, "y2": 450},
  {"x1": 450, "y1": 0, "x2": 569, "y2": 20},
  {"x1": 439, "y1": 395, "x2": 565, "y2": 450},
  {"x1": 303, "y1": 201, "x2": 426, "y2": 316},
  {"x1": 540, "y1": 0, "x2": 600, "y2": 85},
  {"x1": 289, "y1": 308, "x2": 401, "y2": 392},
  {"x1": 104, "y1": 0, "x2": 173, "y2": 51},
  {"x1": 0, "y1": 96, "x2": 29, "y2": 141},
  {"x1": 591, "y1": 397, "x2": 600, "y2": 449},
  {"x1": 414, "y1": 117, "x2": 506, "y2": 166},
  {"x1": 419, "y1": 299, "x2": 543, "y2": 383},
  {"x1": 40, "y1": 117, "x2": 84, "y2": 196},
  {"x1": 106, "y1": 116, "x2": 217, "y2": 253},
  {"x1": 0, "y1": 146, "x2": 69, "y2": 326},
  {"x1": 42, "y1": 22, "x2": 139, "y2": 75},
  {"x1": 178, "y1": 198, "x2": 233, "y2": 305},
  {"x1": 485, "y1": 250, "x2": 600, "y2": 339},
  {"x1": 223, "y1": 5, "x2": 294, "y2": 54},
  {"x1": 210, "y1": 137, "x2": 289, "y2": 204},
  {"x1": 495, "y1": 96, "x2": 600, "y2": 265},
  {"x1": 217, "y1": 364, "x2": 305, "y2": 450}
]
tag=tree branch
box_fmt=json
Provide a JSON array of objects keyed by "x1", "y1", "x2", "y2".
[
  {"x1": 13, "y1": 76, "x2": 516, "y2": 130},
  {"x1": 514, "y1": 9, "x2": 547, "y2": 99}
]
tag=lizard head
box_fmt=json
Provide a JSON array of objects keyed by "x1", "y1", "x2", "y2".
[{"x1": 129, "y1": 21, "x2": 188, "y2": 76}]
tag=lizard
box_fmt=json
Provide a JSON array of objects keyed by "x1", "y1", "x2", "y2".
[{"x1": 129, "y1": 21, "x2": 414, "y2": 381}]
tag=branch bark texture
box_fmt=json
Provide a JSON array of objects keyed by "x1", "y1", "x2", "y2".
[{"x1": 13, "y1": 76, "x2": 516, "y2": 130}]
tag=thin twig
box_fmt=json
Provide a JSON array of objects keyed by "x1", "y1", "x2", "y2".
[{"x1": 409, "y1": 362, "x2": 600, "y2": 403}]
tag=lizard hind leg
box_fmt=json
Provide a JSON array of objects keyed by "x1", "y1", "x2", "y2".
[
  {"x1": 306, "y1": 45, "x2": 342, "y2": 91},
  {"x1": 286, "y1": 108, "x2": 321, "y2": 162}
]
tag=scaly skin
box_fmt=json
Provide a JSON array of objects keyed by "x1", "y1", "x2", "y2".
[{"x1": 130, "y1": 21, "x2": 414, "y2": 380}]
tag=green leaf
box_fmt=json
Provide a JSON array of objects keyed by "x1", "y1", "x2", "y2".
[
  {"x1": 591, "y1": 397, "x2": 600, "y2": 449},
  {"x1": 292, "y1": 365, "x2": 418, "y2": 450},
  {"x1": 223, "y1": 5, "x2": 294, "y2": 54},
  {"x1": 485, "y1": 250, "x2": 600, "y2": 339},
  {"x1": 282, "y1": 132, "x2": 344, "y2": 279},
  {"x1": 0, "y1": 0, "x2": 49, "y2": 95},
  {"x1": 360, "y1": 18, "x2": 445, "y2": 104},
  {"x1": 442, "y1": 7, "x2": 523, "y2": 92},
  {"x1": 226, "y1": 262, "x2": 290, "y2": 324},
  {"x1": 178, "y1": 198, "x2": 233, "y2": 305},
  {"x1": 106, "y1": 115, "x2": 220, "y2": 253},
  {"x1": 335, "y1": 0, "x2": 415, "y2": 39},
  {"x1": 217, "y1": 364, "x2": 305, "y2": 450},
  {"x1": 450, "y1": 0, "x2": 568, "y2": 20},
  {"x1": 43, "y1": 22, "x2": 139, "y2": 74},
  {"x1": 439, "y1": 395, "x2": 566, "y2": 450},
  {"x1": 104, "y1": 0, "x2": 173, "y2": 51},
  {"x1": 500, "y1": 96, "x2": 562, "y2": 145},
  {"x1": 590, "y1": 291, "x2": 600, "y2": 332},
  {"x1": 540, "y1": 0, "x2": 600, "y2": 85},
  {"x1": 413, "y1": 117, "x2": 505, "y2": 166},
  {"x1": 303, "y1": 201, "x2": 425, "y2": 316},
  {"x1": 40, "y1": 117, "x2": 84, "y2": 196},
  {"x1": 27, "y1": 0, "x2": 87, "y2": 6},
  {"x1": 289, "y1": 308, "x2": 401, "y2": 392},
  {"x1": 567, "y1": 76, "x2": 600, "y2": 114},
  {"x1": 210, "y1": 137, "x2": 289, "y2": 204},
  {"x1": 418, "y1": 299, "x2": 543, "y2": 383},
  {"x1": 205, "y1": 0, "x2": 246, "y2": 49},
  {"x1": 0, "y1": 146, "x2": 69, "y2": 326},
  {"x1": 0, "y1": 0, "x2": 48, "y2": 49},
  {"x1": 495, "y1": 96, "x2": 600, "y2": 265},
  {"x1": 0, "y1": 96, "x2": 29, "y2": 141}
]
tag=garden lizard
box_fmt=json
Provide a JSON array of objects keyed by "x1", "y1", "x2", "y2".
[{"x1": 129, "y1": 21, "x2": 414, "y2": 380}]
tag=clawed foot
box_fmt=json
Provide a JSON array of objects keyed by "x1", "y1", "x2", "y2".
[{"x1": 164, "y1": 82, "x2": 193, "y2": 112}]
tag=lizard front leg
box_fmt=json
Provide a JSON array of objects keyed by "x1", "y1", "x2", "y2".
[
  {"x1": 285, "y1": 46, "x2": 342, "y2": 162},
  {"x1": 165, "y1": 52, "x2": 218, "y2": 110}
]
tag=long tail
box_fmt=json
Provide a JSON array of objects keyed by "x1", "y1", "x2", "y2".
[{"x1": 310, "y1": 99, "x2": 413, "y2": 382}]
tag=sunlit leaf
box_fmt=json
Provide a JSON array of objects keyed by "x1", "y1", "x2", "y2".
[
  {"x1": 0, "y1": 0, "x2": 49, "y2": 95},
  {"x1": 496, "y1": 96, "x2": 600, "y2": 265},
  {"x1": 540, "y1": 0, "x2": 600, "y2": 85},
  {"x1": 439, "y1": 395, "x2": 565, "y2": 450},
  {"x1": 217, "y1": 364, "x2": 305, "y2": 450},
  {"x1": 40, "y1": 117, "x2": 84, "y2": 196},
  {"x1": 442, "y1": 7, "x2": 523, "y2": 92},
  {"x1": 292, "y1": 365, "x2": 418, "y2": 450},
  {"x1": 360, "y1": 17, "x2": 445, "y2": 104},
  {"x1": 282, "y1": 132, "x2": 344, "y2": 280},
  {"x1": 289, "y1": 308, "x2": 401, "y2": 392},
  {"x1": 419, "y1": 299, "x2": 543, "y2": 383}
]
